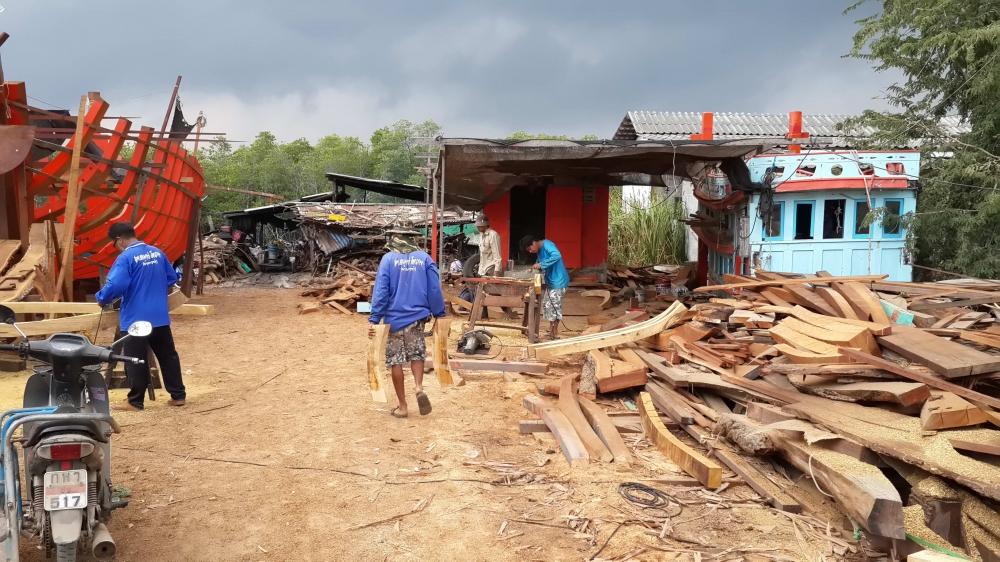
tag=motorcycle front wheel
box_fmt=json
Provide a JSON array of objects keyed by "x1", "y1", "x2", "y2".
[{"x1": 56, "y1": 541, "x2": 77, "y2": 562}]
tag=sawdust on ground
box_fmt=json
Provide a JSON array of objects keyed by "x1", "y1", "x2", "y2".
[{"x1": 3, "y1": 287, "x2": 859, "y2": 561}]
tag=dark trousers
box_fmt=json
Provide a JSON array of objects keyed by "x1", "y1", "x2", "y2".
[{"x1": 124, "y1": 325, "x2": 186, "y2": 407}]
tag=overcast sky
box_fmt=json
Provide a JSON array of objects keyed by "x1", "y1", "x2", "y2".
[{"x1": 1, "y1": 1, "x2": 895, "y2": 144}]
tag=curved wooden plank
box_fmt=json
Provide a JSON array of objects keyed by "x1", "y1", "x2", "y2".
[
  {"x1": 638, "y1": 391, "x2": 723, "y2": 488},
  {"x1": 558, "y1": 375, "x2": 613, "y2": 462},
  {"x1": 530, "y1": 301, "x2": 687, "y2": 360},
  {"x1": 694, "y1": 275, "x2": 887, "y2": 293},
  {"x1": 779, "y1": 317, "x2": 877, "y2": 353},
  {"x1": 773, "y1": 344, "x2": 846, "y2": 365},
  {"x1": 577, "y1": 396, "x2": 631, "y2": 466},
  {"x1": 815, "y1": 286, "x2": 859, "y2": 319},
  {"x1": 580, "y1": 289, "x2": 611, "y2": 309}
]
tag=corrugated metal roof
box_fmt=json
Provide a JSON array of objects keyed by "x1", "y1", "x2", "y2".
[{"x1": 613, "y1": 111, "x2": 969, "y2": 141}]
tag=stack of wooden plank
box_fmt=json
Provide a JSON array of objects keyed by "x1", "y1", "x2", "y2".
[
  {"x1": 520, "y1": 272, "x2": 1000, "y2": 560},
  {"x1": 195, "y1": 235, "x2": 254, "y2": 284}
]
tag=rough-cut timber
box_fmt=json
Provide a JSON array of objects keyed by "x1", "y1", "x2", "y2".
[
  {"x1": 523, "y1": 395, "x2": 588, "y2": 466},
  {"x1": 448, "y1": 359, "x2": 548, "y2": 374},
  {"x1": 558, "y1": 375, "x2": 613, "y2": 462},
  {"x1": 432, "y1": 318, "x2": 454, "y2": 386},
  {"x1": 877, "y1": 326, "x2": 1000, "y2": 378},
  {"x1": 693, "y1": 274, "x2": 887, "y2": 293},
  {"x1": 838, "y1": 348, "x2": 1000, "y2": 411},
  {"x1": 637, "y1": 392, "x2": 722, "y2": 488},
  {"x1": 367, "y1": 324, "x2": 396, "y2": 406},
  {"x1": 788, "y1": 379, "x2": 930, "y2": 407},
  {"x1": 577, "y1": 396, "x2": 632, "y2": 466}
]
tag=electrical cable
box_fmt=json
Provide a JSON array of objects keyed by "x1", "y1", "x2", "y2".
[{"x1": 617, "y1": 482, "x2": 683, "y2": 519}]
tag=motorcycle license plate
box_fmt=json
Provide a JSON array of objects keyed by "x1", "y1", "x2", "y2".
[{"x1": 43, "y1": 469, "x2": 87, "y2": 511}]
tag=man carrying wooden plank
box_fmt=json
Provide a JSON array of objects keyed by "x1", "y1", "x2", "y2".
[
  {"x1": 521, "y1": 234, "x2": 569, "y2": 340},
  {"x1": 368, "y1": 228, "x2": 446, "y2": 418},
  {"x1": 96, "y1": 222, "x2": 187, "y2": 411}
]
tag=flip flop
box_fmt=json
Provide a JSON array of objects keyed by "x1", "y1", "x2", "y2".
[
  {"x1": 390, "y1": 407, "x2": 408, "y2": 418},
  {"x1": 416, "y1": 392, "x2": 432, "y2": 416}
]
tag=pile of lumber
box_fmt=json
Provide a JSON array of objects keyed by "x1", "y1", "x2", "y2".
[
  {"x1": 195, "y1": 235, "x2": 254, "y2": 285},
  {"x1": 519, "y1": 272, "x2": 1000, "y2": 560},
  {"x1": 297, "y1": 264, "x2": 373, "y2": 314}
]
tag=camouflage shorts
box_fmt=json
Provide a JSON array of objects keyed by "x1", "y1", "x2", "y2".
[
  {"x1": 385, "y1": 321, "x2": 427, "y2": 366},
  {"x1": 542, "y1": 288, "x2": 567, "y2": 321}
]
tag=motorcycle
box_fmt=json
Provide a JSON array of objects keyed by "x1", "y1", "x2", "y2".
[{"x1": 0, "y1": 304, "x2": 149, "y2": 562}]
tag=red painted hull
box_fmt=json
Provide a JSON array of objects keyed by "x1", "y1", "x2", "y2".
[{"x1": 1, "y1": 83, "x2": 204, "y2": 281}]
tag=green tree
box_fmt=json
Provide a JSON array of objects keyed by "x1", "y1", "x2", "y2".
[{"x1": 845, "y1": 0, "x2": 1000, "y2": 278}]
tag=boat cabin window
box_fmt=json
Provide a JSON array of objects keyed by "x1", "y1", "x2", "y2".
[
  {"x1": 859, "y1": 163, "x2": 875, "y2": 176},
  {"x1": 854, "y1": 201, "x2": 871, "y2": 236},
  {"x1": 794, "y1": 201, "x2": 814, "y2": 240},
  {"x1": 883, "y1": 199, "x2": 903, "y2": 237},
  {"x1": 764, "y1": 201, "x2": 783, "y2": 240},
  {"x1": 823, "y1": 199, "x2": 846, "y2": 239},
  {"x1": 795, "y1": 165, "x2": 816, "y2": 177},
  {"x1": 885, "y1": 162, "x2": 905, "y2": 175}
]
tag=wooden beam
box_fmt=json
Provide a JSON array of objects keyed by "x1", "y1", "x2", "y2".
[
  {"x1": 763, "y1": 422, "x2": 904, "y2": 538},
  {"x1": 645, "y1": 382, "x2": 711, "y2": 426},
  {"x1": 518, "y1": 419, "x2": 549, "y2": 434},
  {"x1": 638, "y1": 391, "x2": 723, "y2": 488},
  {"x1": 448, "y1": 359, "x2": 548, "y2": 374},
  {"x1": 694, "y1": 275, "x2": 887, "y2": 293},
  {"x1": 529, "y1": 301, "x2": 687, "y2": 360},
  {"x1": 2, "y1": 301, "x2": 213, "y2": 316},
  {"x1": 578, "y1": 396, "x2": 632, "y2": 466},
  {"x1": 54, "y1": 95, "x2": 89, "y2": 301},
  {"x1": 839, "y1": 347, "x2": 1000, "y2": 410},
  {"x1": 432, "y1": 318, "x2": 454, "y2": 386},
  {"x1": 367, "y1": 324, "x2": 396, "y2": 406},
  {"x1": 523, "y1": 394, "x2": 588, "y2": 466},
  {"x1": 877, "y1": 326, "x2": 1000, "y2": 377},
  {"x1": 745, "y1": 402, "x2": 880, "y2": 464},
  {"x1": 558, "y1": 375, "x2": 613, "y2": 462},
  {"x1": 920, "y1": 391, "x2": 988, "y2": 430}
]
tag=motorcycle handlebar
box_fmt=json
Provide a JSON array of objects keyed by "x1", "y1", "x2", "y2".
[
  {"x1": 0, "y1": 343, "x2": 17, "y2": 352},
  {"x1": 110, "y1": 354, "x2": 144, "y2": 365}
]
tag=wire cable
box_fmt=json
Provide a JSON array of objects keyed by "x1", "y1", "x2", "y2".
[{"x1": 617, "y1": 482, "x2": 683, "y2": 519}]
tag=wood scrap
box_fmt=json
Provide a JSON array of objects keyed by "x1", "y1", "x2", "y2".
[
  {"x1": 787, "y1": 378, "x2": 930, "y2": 407},
  {"x1": 920, "y1": 391, "x2": 988, "y2": 430},
  {"x1": 448, "y1": 359, "x2": 548, "y2": 375},
  {"x1": 694, "y1": 274, "x2": 888, "y2": 293},
  {"x1": 432, "y1": 318, "x2": 454, "y2": 386}
]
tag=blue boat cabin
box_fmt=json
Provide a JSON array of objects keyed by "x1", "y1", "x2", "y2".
[{"x1": 745, "y1": 151, "x2": 918, "y2": 281}]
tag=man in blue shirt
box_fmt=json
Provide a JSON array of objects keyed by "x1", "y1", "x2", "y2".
[
  {"x1": 521, "y1": 235, "x2": 570, "y2": 340},
  {"x1": 96, "y1": 222, "x2": 186, "y2": 411},
  {"x1": 368, "y1": 228, "x2": 446, "y2": 418}
]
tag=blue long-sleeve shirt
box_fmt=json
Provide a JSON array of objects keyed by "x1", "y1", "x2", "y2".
[
  {"x1": 95, "y1": 242, "x2": 177, "y2": 330},
  {"x1": 369, "y1": 250, "x2": 446, "y2": 332},
  {"x1": 537, "y1": 240, "x2": 570, "y2": 289}
]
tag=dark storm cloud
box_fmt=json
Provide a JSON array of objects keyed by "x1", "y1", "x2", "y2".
[{"x1": 0, "y1": 0, "x2": 894, "y2": 141}]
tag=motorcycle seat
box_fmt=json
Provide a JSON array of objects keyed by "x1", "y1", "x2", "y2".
[{"x1": 22, "y1": 420, "x2": 109, "y2": 447}]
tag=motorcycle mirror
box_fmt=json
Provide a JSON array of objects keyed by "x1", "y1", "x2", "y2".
[
  {"x1": 127, "y1": 321, "x2": 153, "y2": 338},
  {"x1": 0, "y1": 305, "x2": 14, "y2": 325}
]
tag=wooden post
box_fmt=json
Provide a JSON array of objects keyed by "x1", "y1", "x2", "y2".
[
  {"x1": 179, "y1": 198, "x2": 200, "y2": 296},
  {"x1": 54, "y1": 95, "x2": 90, "y2": 302}
]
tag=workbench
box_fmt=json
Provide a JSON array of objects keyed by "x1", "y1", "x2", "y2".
[{"x1": 462, "y1": 275, "x2": 542, "y2": 343}]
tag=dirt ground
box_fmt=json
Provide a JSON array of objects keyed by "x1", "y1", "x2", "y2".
[{"x1": 5, "y1": 287, "x2": 858, "y2": 561}]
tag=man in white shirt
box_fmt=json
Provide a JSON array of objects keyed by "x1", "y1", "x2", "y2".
[{"x1": 476, "y1": 216, "x2": 503, "y2": 277}]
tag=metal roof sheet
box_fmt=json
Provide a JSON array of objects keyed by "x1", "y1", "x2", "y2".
[{"x1": 613, "y1": 111, "x2": 969, "y2": 141}]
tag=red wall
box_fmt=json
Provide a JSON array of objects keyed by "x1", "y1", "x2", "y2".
[
  {"x1": 481, "y1": 185, "x2": 609, "y2": 270},
  {"x1": 483, "y1": 192, "x2": 511, "y2": 264},
  {"x1": 581, "y1": 186, "x2": 609, "y2": 267}
]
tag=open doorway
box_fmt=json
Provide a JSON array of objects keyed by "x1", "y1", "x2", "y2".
[{"x1": 509, "y1": 186, "x2": 547, "y2": 265}]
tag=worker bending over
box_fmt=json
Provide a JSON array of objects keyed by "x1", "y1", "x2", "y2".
[
  {"x1": 521, "y1": 235, "x2": 569, "y2": 340},
  {"x1": 369, "y1": 228, "x2": 446, "y2": 418}
]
